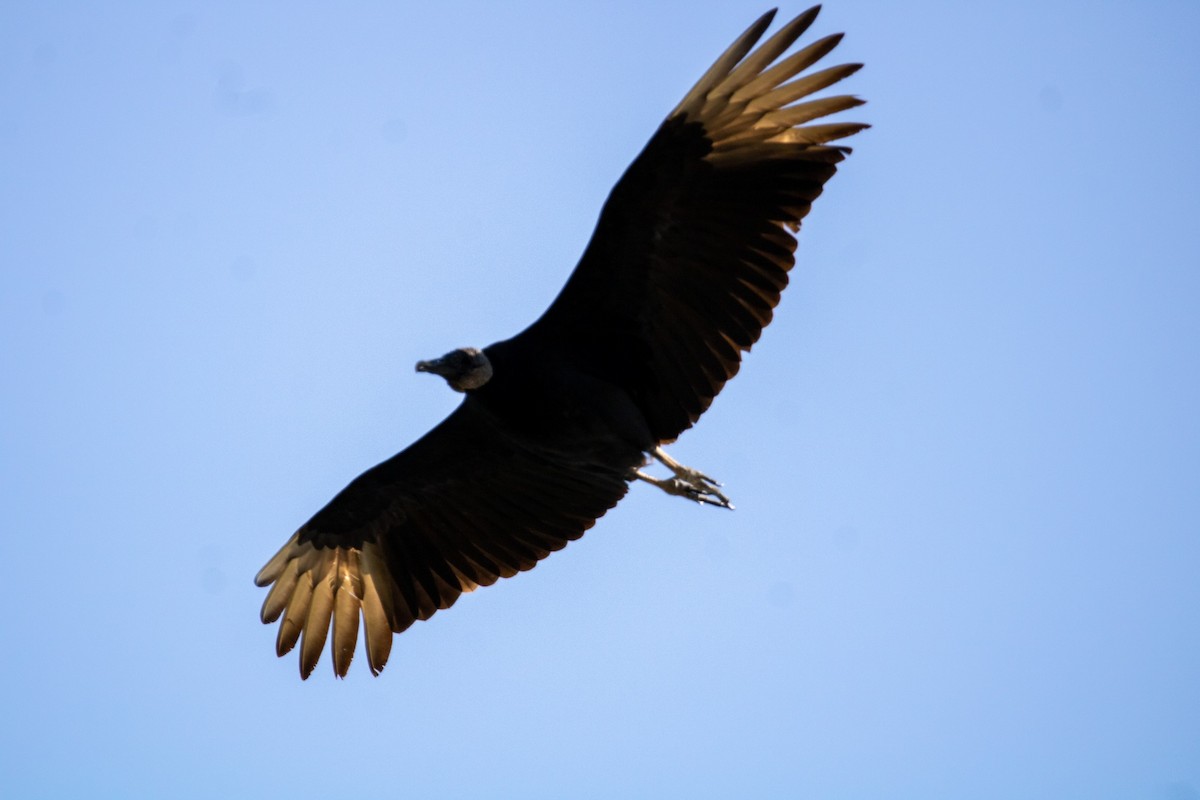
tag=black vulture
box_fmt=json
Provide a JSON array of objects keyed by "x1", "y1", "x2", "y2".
[{"x1": 256, "y1": 6, "x2": 866, "y2": 678}]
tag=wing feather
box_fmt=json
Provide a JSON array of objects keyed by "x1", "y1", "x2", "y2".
[
  {"x1": 255, "y1": 399, "x2": 630, "y2": 678},
  {"x1": 672, "y1": 10, "x2": 777, "y2": 119},
  {"x1": 299, "y1": 575, "x2": 334, "y2": 679},
  {"x1": 359, "y1": 545, "x2": 396, "y2": 675},
  {"x1": 523, "y1": 6, "x2": 865, "y2": 440}
]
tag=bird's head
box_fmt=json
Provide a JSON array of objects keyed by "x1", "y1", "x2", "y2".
[{"x1": 415, "y1": 347, "x2": 493, "y2": 392}]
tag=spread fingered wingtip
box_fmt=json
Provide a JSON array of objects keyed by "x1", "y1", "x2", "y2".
[
  {"x1": 255, "y1": 532, "x2": 405, "y2": 679},
  {"x1": 667, "y1": 5, "x2": 865, "y2": 167}
]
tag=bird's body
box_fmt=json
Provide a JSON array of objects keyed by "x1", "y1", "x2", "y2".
[
  {"x1": 479, "y1": 336, "x2": 655, "y2": 462},
  {"x1": 256, "y1": 6, "x2": 867, "y2": 678}
]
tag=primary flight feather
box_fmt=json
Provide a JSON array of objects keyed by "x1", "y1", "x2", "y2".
[{"x1": 256, "y1": 5, "x2": 867, "y2": 679}]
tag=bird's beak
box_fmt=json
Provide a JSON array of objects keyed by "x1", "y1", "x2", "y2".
[{"x1": 415, "y1": 357, "x2": 444, "y2": 375}]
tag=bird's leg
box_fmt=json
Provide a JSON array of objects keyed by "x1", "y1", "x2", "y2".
[{"x1": 634, "y1": 446, "x2": 733, "y2": 509}]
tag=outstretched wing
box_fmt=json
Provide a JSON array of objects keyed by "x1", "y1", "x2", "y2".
[
  {"x1": 255, "y1": 398, "x2": 630, "y2": 679},
  {"x1": 525, "y1": 6, "x2": 866, "y2": 442}
]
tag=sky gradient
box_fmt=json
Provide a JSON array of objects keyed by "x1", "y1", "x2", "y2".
[{"x1": 2, "y1": 2, "x2": 1198, "y2": 798}]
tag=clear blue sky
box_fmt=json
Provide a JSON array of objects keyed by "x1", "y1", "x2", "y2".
[{"x1": 2, "y1": 2, "x2": 1198, "y2": 798}]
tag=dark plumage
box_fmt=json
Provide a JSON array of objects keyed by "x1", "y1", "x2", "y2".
[{"x1": 256, "y1": 6, "x2": 867, "y2": 678}]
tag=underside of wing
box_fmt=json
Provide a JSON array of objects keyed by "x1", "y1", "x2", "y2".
[
  {"x1": 255, "y1": 400, "x2": 630, "y2": 679},
  {"x1": 527, "y1": 6, "x2": 867, "y2": 442}
]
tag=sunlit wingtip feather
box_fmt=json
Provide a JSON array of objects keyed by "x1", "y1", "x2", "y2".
[
  {"x1": 729, "y1": 32, "x2": 845, "y2": 106},
  {"x1": 299, "y1": 573, "x2": 334, "y2": 680},
  {"x1": 260, "y1": 559, "x2": 299, "y2": 624},
  {"x1": 254, "y1": 533, "x2": 297, "y2": 586},
  {"x1": 756, "y1": 94, "x2": 864, "y2": 129},
  {"x1": 360, "y1": 543, "x2": 395, "y2": 676},
  {"x1": 331, "y1": 574, "x2": 361, "y2": 678},
  {"x1": 275, "y1": 573, "x2": 313, "y2": 657},
  {"x1": 672, "y1": 8, "x2": 777, "y2": 118}
]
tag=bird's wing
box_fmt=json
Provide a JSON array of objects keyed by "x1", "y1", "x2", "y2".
[
  {"x1": 255, "y1": 398, "x2": 630, "y2": 679},
  {"x1": 524, "y1": 7, "x2": 866, "y2": 442}
]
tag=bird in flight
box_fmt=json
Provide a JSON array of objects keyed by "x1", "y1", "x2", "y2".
[{"x1": 256, "y1": 5, "x2": 866, "y2": 678}]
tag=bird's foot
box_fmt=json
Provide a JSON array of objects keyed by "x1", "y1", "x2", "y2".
[
  {"x1": 634, "y1": 471, "x2": 733, "y2": 509},
  {"x1": 634, "y1": 446, "x2": 734, "y2": 509}
]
